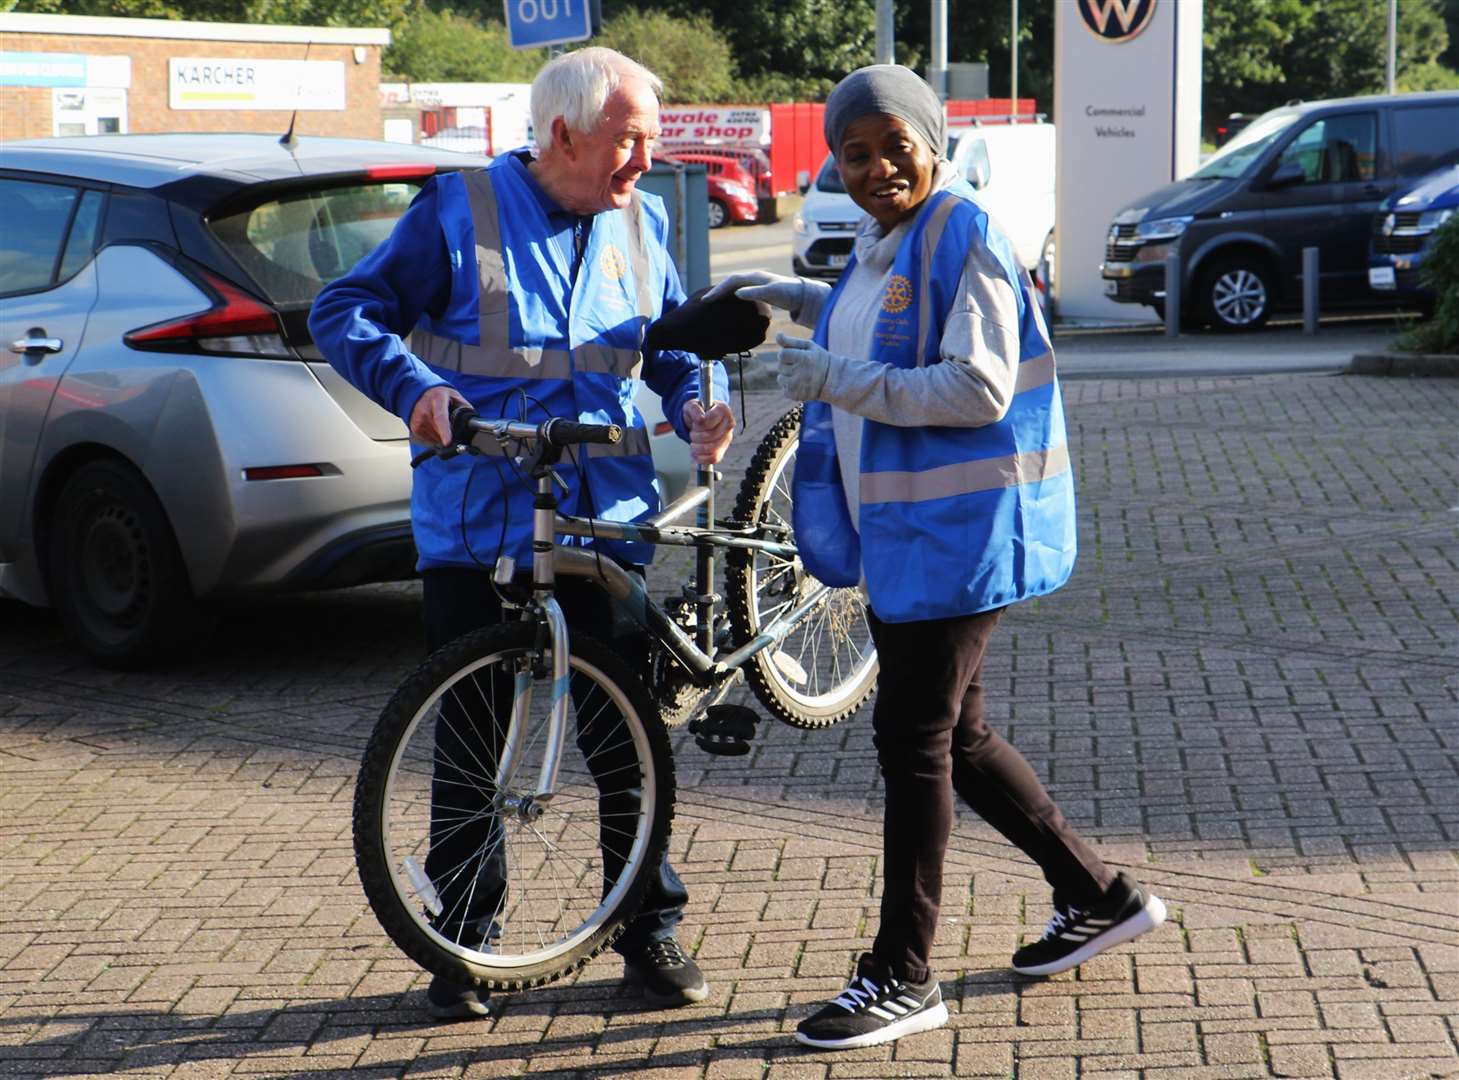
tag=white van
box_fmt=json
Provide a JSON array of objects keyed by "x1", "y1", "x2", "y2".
[
  {"x1": 791, "y1": 121, "x2": 1056, "y2": 284},
  {"x1": 948, "y1": 121, "x2": 1056, "y2": 277}
]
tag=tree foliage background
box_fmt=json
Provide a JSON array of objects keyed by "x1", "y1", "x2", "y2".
[{"x1": 6, "y1": 0, "x2": 1457, "y2": 121}]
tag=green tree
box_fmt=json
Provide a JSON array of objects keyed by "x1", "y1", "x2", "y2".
[
  {"x1": 609, "y1": 0, "x2": 876, "y2": 101},
  {"x1": 8, "y1": 0, "x2": 412, "y2": 30},
  {"x1": 590, "y1": 8, "x2": 736, "y2": 103},
  {"x1": 384, "y1": 8, "x2": 544, "y2": 82},
  {"x1": 1203, "y1": 0, "x2": 1455, "y2": 135}
]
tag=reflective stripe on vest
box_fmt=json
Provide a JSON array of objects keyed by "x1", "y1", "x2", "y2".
[
  {"x1": 859, "y1": 353, "x2": 1060, "y2": 505},
  {"x1": 413, "y1": 170, "x2": 654, "y2": 379}
]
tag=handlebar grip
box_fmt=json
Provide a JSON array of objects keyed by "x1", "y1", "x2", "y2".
[
  {"x1": 543, "y1": 419, "x2": 622, "y2": 446},
  {"x1": 448, "y1": 403, "x2": 480, "y2": 447}
]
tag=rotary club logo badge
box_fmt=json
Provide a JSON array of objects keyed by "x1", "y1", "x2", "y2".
[
  {"x1": 882, "y1": 274, "x2": 912, "y2": 314},
  {"x1": 598, "y1": 244, "x2": 628, "y2": 280}
]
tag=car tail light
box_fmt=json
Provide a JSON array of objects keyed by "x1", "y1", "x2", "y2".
[
  {"x1": 365, "y1": 164, "x2": 436, "y2": 181},
  {"x1": 125, "y1": 270, "x2": 293, "y2": 359},
  {"x1": 652, "y1": 420, "x2": 674, "y2": 436}
]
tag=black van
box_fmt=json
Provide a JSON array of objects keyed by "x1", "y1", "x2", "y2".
[{"x1": 1101, "y1": 91, "x2": 1459, "y2": 329}]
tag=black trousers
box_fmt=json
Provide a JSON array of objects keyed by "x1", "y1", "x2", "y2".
[
  {"x1": 421, "y1": 566, "x2": 687, "y2": 957},
  {"x1": 868, "y1": 607, "x2": 1114, "y2": 983}
]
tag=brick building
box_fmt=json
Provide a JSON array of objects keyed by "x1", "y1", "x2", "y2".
[{"x1": 0, "y1": 12, "x2": 387, "y2": 143}]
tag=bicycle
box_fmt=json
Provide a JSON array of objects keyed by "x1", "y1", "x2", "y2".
[{"x1": 352, "y1": 361, "x2": 877, "y2": 994}]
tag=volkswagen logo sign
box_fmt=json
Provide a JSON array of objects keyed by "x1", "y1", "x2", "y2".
[{"x1": 1078, "y1": 0, "x2": 1157, "y2": 42}]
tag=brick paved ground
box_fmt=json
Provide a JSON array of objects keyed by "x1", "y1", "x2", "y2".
[{"x1": 1, "y1": 372, "x2": 1456, "y2": 1080}]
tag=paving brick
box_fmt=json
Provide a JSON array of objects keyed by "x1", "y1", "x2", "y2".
[{"x1": 4, "y1": 374, "x2": 1458, "y2": 1077}]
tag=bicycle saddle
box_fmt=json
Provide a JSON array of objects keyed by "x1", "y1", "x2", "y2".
[{"x1": 642, "y1": 286, "x2": 771, "y2": 358}]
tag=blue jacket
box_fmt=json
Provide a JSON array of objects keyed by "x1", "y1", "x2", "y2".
[
  {"x1": 310, "y1": 153, "x2": 724, "y2": 570},
  {"x1": 793, "y1": 185, "x2": 1077, "y2": 623}
]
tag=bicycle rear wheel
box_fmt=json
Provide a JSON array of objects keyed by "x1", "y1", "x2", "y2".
[
  {"x1": 726, "y1": 405, "x2": 878, "y2": 728},
  {"x1": 353, "y1": 622, "x2": 674, "y2": 990}
]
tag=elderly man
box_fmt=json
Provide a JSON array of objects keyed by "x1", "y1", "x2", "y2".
[{"x1": 311, "y1": 47, "x2": 732, "y2": 1020}]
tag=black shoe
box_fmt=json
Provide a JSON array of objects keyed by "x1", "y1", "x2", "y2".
[
  {"x1": 622, "y1": 937, "x2": 710, "y2": 1007},
  {"x1": 427, "y1": 974, "x2": 493, "y2": 1021},
  {"x1": 1011, "y1": 871, "x2": 1167, "y2": 977},
  {"x1": 795, "y1": 956, "x2": 948, "y2": 1050}
]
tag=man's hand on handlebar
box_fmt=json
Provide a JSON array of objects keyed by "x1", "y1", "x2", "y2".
[
  {"x1": 409, "y1": 385, "x2": 472, "y2": 446},
  {"x1": 683, "y1": 400, "x2": 736, "y2": 466}
]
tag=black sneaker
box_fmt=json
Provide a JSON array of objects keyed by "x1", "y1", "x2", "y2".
[
  {"x1": 795, "y1": 957, "x2": 948, "y2": 1050},
  {"x1": 426, "y1": 973, "x2": 493, "y2": 1021},
  {"x1": 1011, "y1": 871, "x2": 1167, "y2": 977},
  {"x1": 623, "y1": 937, "x2": 710, "y2": 1007}
]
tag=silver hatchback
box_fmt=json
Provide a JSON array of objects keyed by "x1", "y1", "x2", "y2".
[
  {"x1": 0, "y1": 135, "x2": 482, "y2": 664},
  {"x1": 1, "y1": 134, "x2": 690, "y2": 666}
]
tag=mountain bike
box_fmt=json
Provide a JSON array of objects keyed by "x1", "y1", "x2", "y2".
[{"x1": 352, "y1": 364, "x2": 877, "y2": 993}]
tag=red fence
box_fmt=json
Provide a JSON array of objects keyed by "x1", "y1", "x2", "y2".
[{"x1": 766, "y1": 98, "x2": 1036, "y2": 198}]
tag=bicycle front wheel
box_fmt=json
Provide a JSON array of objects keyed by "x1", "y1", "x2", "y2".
[
  {"x1": 726, "y1": 405, "x2": 878, "y2": 728},
  {"x1": 353, "y1": 622, "x2": 674, "y2": 991}
]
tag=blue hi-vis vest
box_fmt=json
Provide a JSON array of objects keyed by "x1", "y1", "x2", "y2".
[
  {"x1": 793, "y1": 185, "x2": 1077, "y2": 623},
  {"x1": 408, "y1": 161, "x2": 673, "y2": 569}
]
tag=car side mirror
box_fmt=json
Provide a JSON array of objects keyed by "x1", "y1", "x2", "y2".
[
  {"x1": 1266, "y1": 161, "x2": 1305, "y2": 189},
  {"x1": 796, "y1": 169, "x2": 810, "y2": 195}
]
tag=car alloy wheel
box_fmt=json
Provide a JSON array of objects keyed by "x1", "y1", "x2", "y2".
[
  {"x1": 707, "y1": 199, "x2": 728, "y2": 229},
  {"x1": 1208, "y1": 265, "x2": 1270, "y2": 329}
]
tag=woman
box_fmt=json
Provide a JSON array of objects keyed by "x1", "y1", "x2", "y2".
[{"x1": 708, "y1": 65, "x2": 1166, "y2": 1051}]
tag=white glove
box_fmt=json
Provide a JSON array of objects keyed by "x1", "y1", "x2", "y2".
[
  {"x1": 774, "y1": 333, "x2": 833, "y2": 401},
  {"x1": 703, "y1": 270, "x2": 806, "y2": 313}
]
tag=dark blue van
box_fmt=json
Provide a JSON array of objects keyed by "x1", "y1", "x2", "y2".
[
  {"x1": 1101, "y1": 92, "x2": 1459, "y2": 330},
  {"x1": 1368, "y1": 165, "x2": 1459, "y2": 310}
]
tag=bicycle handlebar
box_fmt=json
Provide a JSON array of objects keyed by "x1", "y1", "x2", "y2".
[{"x1": 412, "y1": 407, "x2": 623, "y2": 467}]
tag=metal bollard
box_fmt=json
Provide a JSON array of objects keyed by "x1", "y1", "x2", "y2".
[
  {"x1": 1164, "y1": 255, "x2": 1181, "y2": 337},
  {"x1": 1302, "y1": 246, "x2": 1319, "y2": 335}
]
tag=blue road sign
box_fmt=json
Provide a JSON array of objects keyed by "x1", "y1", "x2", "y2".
[{"x1": 503, "y1": 0, "x2": 592, "y2": 50}]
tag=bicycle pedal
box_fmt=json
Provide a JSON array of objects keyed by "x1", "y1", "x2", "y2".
[{"x1": 689, "y1": 704, "x2": 758, "y2": 756}]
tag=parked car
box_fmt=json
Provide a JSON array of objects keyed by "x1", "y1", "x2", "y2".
[
  {"x1": 791, "y1": 155, "x2": 859, "y2": 278},
  {"x1": 1368, "y1": 164, "x2": 1458, "y2": 310},
  {"x1": 1101, "y1": 91, "x2": 1459, "y2": 329},
  {"x1": 0, "y1": 134, "x2": 693, "y2": 665},
  {"x1": 792, "y1": 122, "x2": 1055, "y2": 281},
  {"x1": 661, "y1": 151, "x2": 758, "y2": 229}
]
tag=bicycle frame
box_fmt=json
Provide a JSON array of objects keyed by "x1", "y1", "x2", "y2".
[{"x1": 481, "y1": 361, "x2": 833, "y2": 800}]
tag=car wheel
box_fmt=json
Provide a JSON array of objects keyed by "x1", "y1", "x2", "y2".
[
  {"x1": 1199, "y1": 255, "x2": 1273, "y2": 331},
  {"x1": 707, "y1": 199, "x2": 728, "y2": 230},
  {"x1": 49, "y1": 459, "x2": 199, "y2": 668}
]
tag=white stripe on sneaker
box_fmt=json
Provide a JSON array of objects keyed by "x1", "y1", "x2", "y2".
[
  {"x1": 1013, "y1": 894, "x2": 1168, "y2": 977},
  {"x1": 795, "y1": 1001, "x2": 950, "y2": 1050}
]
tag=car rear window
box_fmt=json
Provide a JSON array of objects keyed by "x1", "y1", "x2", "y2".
[{"x1": 208, "y1": 181, "x2": 424, "y2": 306}]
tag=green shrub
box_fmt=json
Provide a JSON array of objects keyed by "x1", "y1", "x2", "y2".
[{"x1": 1397, "y1": 213, "x2": 1459, "y2": 354}]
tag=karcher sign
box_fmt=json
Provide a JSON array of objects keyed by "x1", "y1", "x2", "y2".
[
  {"x1": 1054, "y1": 0, "x2": 1201, "y2": 319},
  {"x1": 169, "y1": 57, "x2": 345, "y2": 110}
]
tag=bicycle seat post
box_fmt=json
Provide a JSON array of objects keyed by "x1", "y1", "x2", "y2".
[{"x1": 695, "y1": 358, "x2": 717, "y2": 656}]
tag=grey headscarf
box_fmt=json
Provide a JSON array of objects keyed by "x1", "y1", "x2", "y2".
[{"x1": 823, "y1": 64, "x2": 946, "y2": 159}]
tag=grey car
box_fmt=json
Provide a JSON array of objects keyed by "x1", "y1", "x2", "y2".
[{"x1": 0, "y1": 134, "x2": 691, "y2": 666}]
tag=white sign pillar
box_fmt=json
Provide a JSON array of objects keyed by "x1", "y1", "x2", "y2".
[{"x1": 1054, "y1": 0, "x2": 1203, "y2": 320}]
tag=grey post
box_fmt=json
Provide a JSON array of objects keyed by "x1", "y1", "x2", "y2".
[
  {"x1": 1302, "y1": 246, "x2": 1319, "y2": 335},
  {"x1": 1164, "y1": 254, "x2": 1181, "y2": 337}
]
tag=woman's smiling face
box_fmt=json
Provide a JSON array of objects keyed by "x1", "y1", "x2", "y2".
[{"x1": 835, "y1": 113, "x2": 936, "y2": 230}]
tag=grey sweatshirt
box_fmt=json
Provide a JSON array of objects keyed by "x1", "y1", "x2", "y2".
[{"x1": 789, "y1": 161, "x2": 1046, "y2": 531}]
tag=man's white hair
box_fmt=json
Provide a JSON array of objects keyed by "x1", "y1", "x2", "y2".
[{"x1": 531, "y1": 47, "x2": 663, "y2": 151}]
